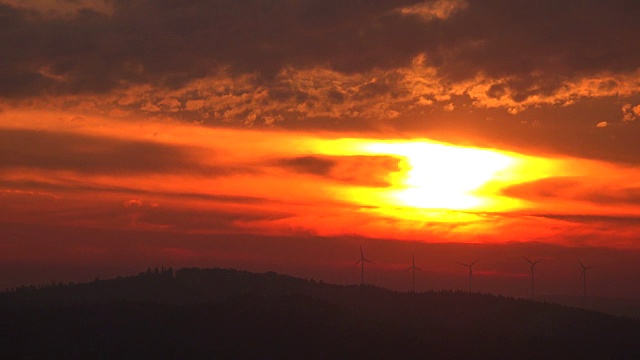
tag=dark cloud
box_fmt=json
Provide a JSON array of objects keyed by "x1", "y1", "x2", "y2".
[
  {"x1": 94, "y1": 199, "x2": 293, "y2": 233},
  {"x1": 582, "y1": 187, "x2": 640, "y2": 206},
  {"x1": 0, "y1": 0, "x2": 421, "y2": 97},
  {"x1": 276, "y1": 155, "x2": 401, "y2": 187},
  {"x1": 0, "y1": 128, "x2": 239, "y2": 176},
  {"x1": 2, "y1": 0, "x2": 638, "y2": 101},
  {"x1": 502, "y1": 177, "x2": 640, "y2": 207},
  {"x1": 531, "y1": 214, "x2": 640, "y2": 227},
  {"x1": 433, "y1": 0, "x2": 640, "y2": 101},
  {"x1": 277, "y1": 156, "x2": 335, "y2": 176},
  {"x1": 0, "y1": 187, "x2": 290, "y2": 233},
  {"x1": 0, "y1": 178, "x2": 268, "y2": 204},
  {"x1": 501, "y1": 177, "x2": 580, "y2": 200}
]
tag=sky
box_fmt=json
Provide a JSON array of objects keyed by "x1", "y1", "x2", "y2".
[{"x1": 1, "y1": 0, "x2": 640, "y2": 298}]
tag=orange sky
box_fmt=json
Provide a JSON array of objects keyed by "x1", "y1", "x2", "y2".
[
  {"x1": 2, "y1": 110, "x2": 639, "y2": 247},
  {"x1": 1, "y1": 0, "x2": 640, "y2": 297}
]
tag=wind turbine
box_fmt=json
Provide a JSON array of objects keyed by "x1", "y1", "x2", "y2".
[
  {"x1": 458, "y1": 259, "x2": 479, "y2": 292},
  {"x1": 578, "y1": 259, "x2": 593, "y2": 307},
  {"x1": 354, "y1": 246, "x2": 374, "y2": 285},
  {"x1": 406, "y1": 253, "x2": 422, "y2": 293},
  {"x1": 524, "y1": 257, "x2": 542, "y2": 300}
]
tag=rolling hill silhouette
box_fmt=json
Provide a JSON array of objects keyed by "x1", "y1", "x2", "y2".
[{"x1": 2, "y1": 267, "x2": 639, "y2": 359}]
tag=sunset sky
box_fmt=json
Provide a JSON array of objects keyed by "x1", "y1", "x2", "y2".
[{"x1": 2, "y1": 0, "x2": 640, "y2": 298}]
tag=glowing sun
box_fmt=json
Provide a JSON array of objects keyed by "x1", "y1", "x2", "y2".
[{"x1": 365, "y1": 142, "x2": 515, "y2": 210}]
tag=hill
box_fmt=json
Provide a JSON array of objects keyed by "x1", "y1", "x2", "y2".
[{"x1": 2, "y1": 267, "x2": 640, "y2": 359}]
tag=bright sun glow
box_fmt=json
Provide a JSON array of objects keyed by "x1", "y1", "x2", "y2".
[
  {"x1": 365, "y1": 142, "x2": 514, "y2": 210},
  {"x1": 314, "y1": 137, "x2": 557, "y2": 215}
]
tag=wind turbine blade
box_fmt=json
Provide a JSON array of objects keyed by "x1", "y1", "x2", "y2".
[
  {"x1": 524, "y1": 256, "x2": 532, "y2": 264},
  {"x1": 365, "y1": 259, "x2": 375, "y2": 264},
  {"x1": 577, "y1": 258, "x2": 585, "y2": 268},
  {"x1": 360, "y1": 246, "x2": 364, "y2": 258},
  {"x1": 457, "y1": 262, "x2": 469, "y2": 267},
  {"x1": 471, "y1": 258, "x2": 479, "y2": 266},
  {"x1": 354, "y1": 259, "x2": 362, "y2": 266},
  {"x1": 415, "y1": 267, "x2": 423, "y2": 272}
]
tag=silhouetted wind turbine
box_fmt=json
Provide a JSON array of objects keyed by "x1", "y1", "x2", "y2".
[
  {"x1": 406, "y1": 253, "x2": 422, "y2": 292},
  {"x1": 524, "y1": 257, "x2": 542, "y2": 300},
  {"x1": 578, "y1": 259, "x2": 593, "y2": 307},
  {"x1": 458, "y1": 259, "x2": 479, "y2": 292},
  {"x1": 354, "y1": 246, "x2": 374, "y2": 285}
]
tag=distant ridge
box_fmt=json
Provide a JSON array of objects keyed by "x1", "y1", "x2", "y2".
[{"x1": 2, "y1": 267, "x2": 640, "y2": 359}]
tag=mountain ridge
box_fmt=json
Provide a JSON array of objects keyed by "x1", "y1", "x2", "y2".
[{"x1": 2, "y1": 267, "x2": 640, "y2": 359}]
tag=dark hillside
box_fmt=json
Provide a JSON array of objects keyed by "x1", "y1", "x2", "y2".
[{"x1": 2, "y1": 268, "x2": 639, "y2": 359}]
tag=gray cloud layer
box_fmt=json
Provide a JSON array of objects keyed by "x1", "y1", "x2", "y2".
[{"x1": 2, "y1": 0, "x2": 639, "y2": 101}]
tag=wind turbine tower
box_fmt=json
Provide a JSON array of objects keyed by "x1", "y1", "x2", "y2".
[
  {"x1": 524, "y1": 257, "x2": 542, "y2": 300},
  {"x1": 406, "y1": 253, "x2": 422, "y2": 292},
  {"x1": 355, "y1": 246, "x2": 374, "y2": 285},
  {"x1": 578, "y1": 259, "x2": 593, "y2": 307},
  {"x1": 458, "y1": 259, "x2": 479, "y2": 292}
]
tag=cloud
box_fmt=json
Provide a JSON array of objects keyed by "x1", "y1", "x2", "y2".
[
  {"x1": 502, "y1": 176, "x2": 640, "y2": 207},
  {"x1": 123, "y1": 199, "x2": 143, "y2": 208},
  {"x1": 1, "y1": 0, "x2": 638, "y2": 104},
  {"x1": 1, "y1": 0, "x2": 640, "y2": 167},
  {"x1": 0, "y1": 186, "x2": 291, "y2": 233},
  {"x1": 0, "y1": 0, "x2": 420, "y2": 98},
  {"x1": 0, "y1": 0, "x2": 112, "y2": 17},
  {"x1": 277, "y1": 156, "x2": 335, "y2": 177},
  {"x1": 0, "y1": 128, "x2": 239, "y2": 176},
  {"x1": 531, "y1": 214, "x2": 640, "y2": 227},
  {"x1": 622, "y1": 103, "x2": 640, "y2": 122},
  {"x1": 501, "y1": 177, "x2": 580, "y2": 200},
  {"x1": 398, "y1": 0, "x2": 468, "y2": 21},
  {"x1": 276, "y1": 155, "x2": 401, "y2": 187},
  {"x1": 0, "y1": 178, "x2": 269, "y2": 205},
  {"x1": 579, "y1": 187, "x2": 640, "y2": 207},
  {"x1": 119, "y1": 203, "x2": 292, "y2": 233}
]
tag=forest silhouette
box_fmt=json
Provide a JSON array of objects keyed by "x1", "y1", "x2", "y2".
[{"x1": 2, "y1": 267, "x2": 640, "y2": 359}]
